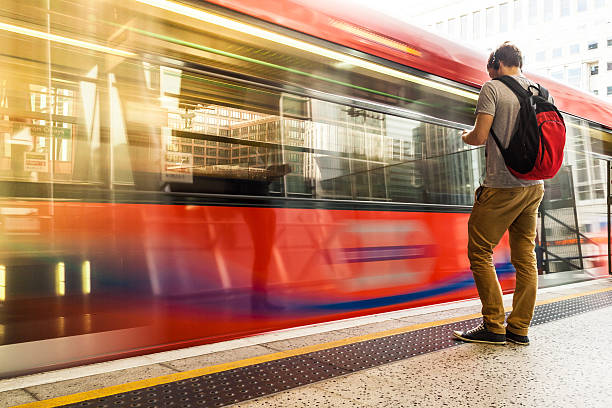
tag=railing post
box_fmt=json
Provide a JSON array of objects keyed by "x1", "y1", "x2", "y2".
[
  {"x1": 541, "y1": 207, "x2": 549, "y2": 274},
  {"x1": 606, "y1": 160, "x2": 612, "y2": 275}
]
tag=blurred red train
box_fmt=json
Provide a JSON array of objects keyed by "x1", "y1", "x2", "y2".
[{"x1": 0, "y1": 0, "x2": 611, "y2": 377}]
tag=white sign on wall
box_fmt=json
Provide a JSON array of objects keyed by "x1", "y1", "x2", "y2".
[{"x1": 24, "y1": 152, "x2": 49, "y2": 172}]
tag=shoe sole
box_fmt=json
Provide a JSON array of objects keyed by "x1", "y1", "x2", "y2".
[
  {"x1": 506, "y1": 337, "x2": 529, "y2": 346},
  {"x1": 453, "y1": 331, "x2": 506, "y2": 345}
]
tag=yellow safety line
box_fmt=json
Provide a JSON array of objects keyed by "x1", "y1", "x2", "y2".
[{"x1": 14, "y1": 284, "x2": 612, "y2": 408}]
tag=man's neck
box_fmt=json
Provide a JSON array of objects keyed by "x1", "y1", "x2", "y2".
[{"x1": 499, "y1": 66, "x2": 522, "y2": 76}]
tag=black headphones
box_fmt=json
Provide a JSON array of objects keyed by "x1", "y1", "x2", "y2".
[{"x1": 491, "y1": 50, "x2": 500, "y2": 70}]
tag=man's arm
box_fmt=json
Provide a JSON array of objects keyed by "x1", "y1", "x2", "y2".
[{"x1": 462, "y1": 113, "x2": 494, "y2": 146}]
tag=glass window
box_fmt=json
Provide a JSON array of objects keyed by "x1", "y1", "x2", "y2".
[
  {"x1": 608, "y1": 62, "x2": 612, "y2": 71},
  {"x1": 608, "y1": 86, "x2": 612, "y2": 96},
  {"x1": 499, "y1": 3, "x2": 509, "y2": 32},
  {"x1": 588, "y1": 41, "x2": 598, "y2": 50},
  {"x1": 448, "y1": 18, "x2": 458, "y2": 37},
  {"x1": 551, "y1": 70, "x2": 564, "y2": 81},
  {"x1": 552, "y1": 48, "x2": 562, "y2": 58},
  {"x1": 593, "y1": 90, "x2": 599, "y2": 95},
  {"x1": 473, "y1": 11, "x2": 481, "y2": 39},
  {"x1": 528, "y1": 0, "x2": 538, "y2": 25},
  {"x1": 608, "y1": 38, "x2": 612, "y2": 47},
  {"x1": 543, "y1": 0, "x2": 553, "y2": 20},
  {"x1": 577, "y1": 0, "x2": 587, "y2": 11},
  {"x1": 486, "y1": 7, "x2": 495, "y2": 35},
  {"x1": 568, "y1": 66, "x2": 581, "y2": 87},
  {"x1": 590, "y1": 65, "x2": 599, "y2": 75},
  {"x1": 460, "y1": 15, "x2": 468, "y2": 40},
  {"x1": 560, "y1": 0, "x2": 570, "y2": 16},
  {"x1": 514, "y1": 0, "x2": 522, "y2": 27},
  {"x1": 570, "y1": 43, "x2": 580, "y2": 54}
]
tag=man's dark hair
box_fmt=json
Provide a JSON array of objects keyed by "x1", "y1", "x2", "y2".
[{"x1": 487, "y1": 42, "x2": 523, "y2": 70}]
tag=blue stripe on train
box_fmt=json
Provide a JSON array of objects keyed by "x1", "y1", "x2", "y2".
[{"x1": 307, "y1": 262, "x2": 516, "y2": 311}]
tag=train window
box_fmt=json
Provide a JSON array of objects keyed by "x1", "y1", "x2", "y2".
[{"x1": 1, "y1": 0, "x2": 609, "y2": 210}]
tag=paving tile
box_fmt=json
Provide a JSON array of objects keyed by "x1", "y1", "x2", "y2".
[
  {"x1": 163, "y1": 345, "x2": 273, "y2": 372},
  {"x1": 262, "y1": 331, "x2": 353, "y2": 352},
  {"x1": 0, "y1": 389, "x2": 37, "y2": 408},
  {"x1": 232, "y1": 381, "x2": 369, "y2": 407},
  {"x1": 336, "y1": 319, "x2": 418, "y2": 337},
  {"x1": 25, "y1": 364, "x2": 177, "y2": 401}
]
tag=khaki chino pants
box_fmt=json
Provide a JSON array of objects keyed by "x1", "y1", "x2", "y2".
[{"x1": 467, "y1": 184, "x2": 544, "y2": 336}]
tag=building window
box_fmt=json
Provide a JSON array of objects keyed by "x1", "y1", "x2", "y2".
[
  {"x1": 500, "y1": 3, "x2": 509, "y2": 32},
  {"x1": 608, "y1": 86, "x2": 612, "y2": 96},
  {"x1": 608, "y1": 62, "x2": 612, "y2": 71},
  {"x1": 514, "y1": 0, "x2": 522, "y2": 27},
  {"x1": 608, "y1": 38, "x2": 612, "y2": 47},
  {"x1": 593, "y1": 90, "x2": 599, "y2": 95},
  {"x1": 448, "y1": 18, "x2": 458, "y2": 36},
  {"x1": 577, "y1": 0, "x2": 587, "y2": 12},
  {"x1": 528, "y1": 0, "x2": 538, "y2": 24},
  {"x1": 460, "y1": 15, "x2": 468, "y2": 40},
  {"x1": 543, "y1": 0, "x2": 553, "y2": 20},
  {"x1": 551, "y1": 70, "x2": 563, "y2": 81},
  {"x1": 568, "y1": 66, "x2": 581, "y2": 87},
  {"x1": 560, "y1": 0, "x2": 570, "y2": 16},
  {"x1": 486, "y1": 7, "x2": 494, "y2": 35},
  {"x1": 570, "y1": 43, "x2": 580, "y2": 54},
  {"x1": 552, "y1": 48, "x2": 562, "y2": 58},
  {"x1": 588, "y1": 41, "x2": 598, "y2": 50},
  {"x1": 590, "y1": 65, "x2": 599, "y2": 76},
  {"x1": 536, "y1": 51, "x2": 546, "y2": 62},
  {"x1": 473, "y1": 11, "x2": 481, "y2": 39}
]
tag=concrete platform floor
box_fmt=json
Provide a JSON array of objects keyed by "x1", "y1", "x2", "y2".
[{"x1": 2, "y1": 277, "x2": 612, "y2": 408}]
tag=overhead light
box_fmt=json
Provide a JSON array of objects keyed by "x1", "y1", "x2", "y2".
[
  {"x1": 0, "y1": 22, "x2": 136, "y2": 58},
  {"x1": 56, "y1": 262, "x2": 65, "y2": 296},
  {"x1": 135, "y1": 0, "x2": 478, "y2": 100},
  {"x1": 82, "y1": 261, "x2": 91, "y2": 295},
  {"x1": 0, "y1": 265, "x2": 6, "y2": 301}
]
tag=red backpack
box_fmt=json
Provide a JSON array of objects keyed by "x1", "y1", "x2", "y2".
[{"x1": 490, "y1": 76, "x2": 566, "y2": 180}]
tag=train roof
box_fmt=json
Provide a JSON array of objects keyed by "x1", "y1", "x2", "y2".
[{"x1": 203, "y1": 0, "x2": 612, "y2": 129}]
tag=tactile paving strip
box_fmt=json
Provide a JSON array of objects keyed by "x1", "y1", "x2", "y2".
[{"x1": 59, "y1": 289, "x2": 612, "y2": 408}]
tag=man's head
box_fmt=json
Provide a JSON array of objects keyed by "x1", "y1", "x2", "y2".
[{"x1": 487, "y1": 42, "x2": 523, "y2": 78}]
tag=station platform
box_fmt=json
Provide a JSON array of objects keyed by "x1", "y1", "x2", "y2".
[{"x1": 2, "y1": 277, "x2": 612, "y2": 408}]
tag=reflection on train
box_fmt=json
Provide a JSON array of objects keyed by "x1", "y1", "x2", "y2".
[{"x1": 0, "y1": 0, "x2": 611, "y2": 377}]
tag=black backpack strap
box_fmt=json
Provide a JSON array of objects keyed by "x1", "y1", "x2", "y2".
[
  {"x1": 493, "y1": 75, "x2": 531, "y2": 99},
  {"x1": 489, "y1": 127, "x2": 505, "y2": 152}
]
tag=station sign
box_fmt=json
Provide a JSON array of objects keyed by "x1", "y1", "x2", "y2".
[{"x1": 24, "y1": 152, "x2": 49, "y2": 172}]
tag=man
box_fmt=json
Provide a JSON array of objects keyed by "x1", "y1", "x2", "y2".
[{"x1": 453, "y1": 42, "x2": 545, "y2": 346}]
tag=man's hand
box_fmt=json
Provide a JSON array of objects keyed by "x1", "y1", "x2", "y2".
[{"x1": 462, "y1": 113, "x2": 493, "y2": 146}]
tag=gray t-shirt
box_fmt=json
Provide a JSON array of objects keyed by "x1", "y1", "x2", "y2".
[{"x1": 475, "y1": 74, "x2": 545, "y2": 188}]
